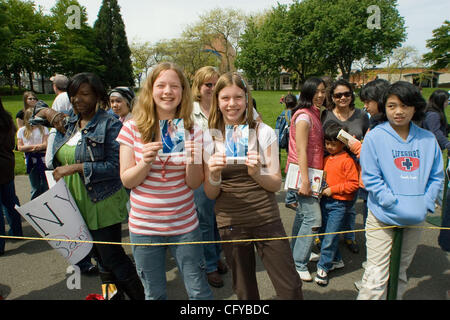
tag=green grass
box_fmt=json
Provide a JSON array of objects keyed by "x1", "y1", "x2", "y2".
[{"x1": 3, "y1": 88, "x2": 447, "y2": 175}]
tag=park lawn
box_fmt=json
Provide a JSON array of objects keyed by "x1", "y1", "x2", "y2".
[{"x1": 3, "y1": 88, "x2": 447, "y2": 175}]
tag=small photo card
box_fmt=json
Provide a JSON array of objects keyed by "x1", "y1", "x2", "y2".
[
  {"x1": 225, "y1": 124, "x2": 249, "y2": 161},
  {"x1": 159, "y1": 118, "x2": 185, "y2": 155}
]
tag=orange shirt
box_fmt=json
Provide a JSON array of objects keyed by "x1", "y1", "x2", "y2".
[{"x1": 323, "y1": 151, "x2": 360, "y2": 201}]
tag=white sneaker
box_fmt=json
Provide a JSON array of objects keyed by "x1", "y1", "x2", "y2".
[
  {"x1": 309, "y1": 252, "x2": 320, "y2": 262},
  {"x1": 297, "y1": 269, "x2": 312, "y2": 282},
  {"x1": 330, "y1": 259, "x2": 345, "y2": 271},
  {"x1": 314, "y1": 268, "x2": 328, "y2": 286},
  {"x1": 362, "y1": 261, "x2": 367, "y2": 269}
]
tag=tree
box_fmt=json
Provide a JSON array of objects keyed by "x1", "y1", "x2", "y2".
[
  {"x1": 391, "y1": 45, "x2": 418, "y2": 78},
  {"x1": 235, "y1": 11, "x2": 284, "y2": 90},
  {"x1": 93, "y1": 0, "x2": 134, "y2": 88},
  {"x1": 309, "y1": 0, "x2": 406, "y2": 80},
  {"x1": 183, "y1": 8, "x2": 246, "y2": 73},
  {"x1": 130, "y1": 41, "x2": 154, "y2": 87},
  {"x1": 1, "y1": 0, "x2": 54, "y2": 92},
  {"x1": 50, "y1": 0, "x2": 104, "y2": 77},
  {"x1": 423, "y1": 20, "x2": 450, "y2": 69}
]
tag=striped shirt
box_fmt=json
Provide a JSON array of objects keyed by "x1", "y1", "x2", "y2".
[{"x1": 116, "y1": 120, "x2": 200, "y2": 236}]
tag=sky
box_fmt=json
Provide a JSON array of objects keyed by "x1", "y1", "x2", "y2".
[{"x1": 33, "y1": 0, "x2": 449, "y2": 56}]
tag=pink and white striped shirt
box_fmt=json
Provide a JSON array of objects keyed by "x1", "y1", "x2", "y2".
[{"x1": 116, "y1": 120, "x2": 200, "y2": 236}]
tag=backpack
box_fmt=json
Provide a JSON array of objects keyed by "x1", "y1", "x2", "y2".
[{"x1": 275, "y1": 109, "x2": 291, "y2": 149}]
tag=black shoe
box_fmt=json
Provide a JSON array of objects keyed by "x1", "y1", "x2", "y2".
[
  {"x1": 285, "y1": 203, "x2": 298, "y2": 211},
  {"x1": 117, "y1": 274, "x2": 145, "y2": 300},
  {"x1": 345, "y1": 240, "x2": 359, "y2": 254}
]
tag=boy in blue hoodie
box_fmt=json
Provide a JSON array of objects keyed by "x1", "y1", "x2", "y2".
[{"x1": 357, "y1": 81, "x2": 444, "y2": 300}]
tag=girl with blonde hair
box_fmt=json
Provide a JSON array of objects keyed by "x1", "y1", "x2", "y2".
[
  {"x1": 17, "y1": 108, "x2": 49, "y2": 199},
  {"x1": 117, "y1": 62, "x2": 213, "y2": 300}
]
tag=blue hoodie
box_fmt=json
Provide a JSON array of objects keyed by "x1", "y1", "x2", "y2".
[{"x1": 361, "y1": 121, "x2": 444, "y2": 226}]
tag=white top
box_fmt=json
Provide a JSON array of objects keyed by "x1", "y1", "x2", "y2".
[
  {"x1": 17, "y1": 126, "x2": 49, "y2": 146},
  {"x1": 52, "y1": 92, "x2": 72, "y2": 113}
]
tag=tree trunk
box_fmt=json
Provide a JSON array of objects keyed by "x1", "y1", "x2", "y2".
[{"x1": 27, "y1": 70, "x2": 34, "y2": 91}]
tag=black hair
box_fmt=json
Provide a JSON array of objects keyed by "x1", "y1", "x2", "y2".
[
  {"x1": 328, "y1": 78, "x2": 355, "y2": 110},
  {"x1": 324, "y1": 121, "x2": 347, "y2": 142},
  {"x1": 284, "y1": 93, "x2": 297, "y2": 109},
  {"x1": 293, "y1": 77, "x2": 326, "y2": 114},
  {"x1": 67, "y1": 73, "x2": 109, "y2": 109},
  {"x1": 378, "y1": 81, "x2": 426, "y2": 123},
  {"x1": 0, "y1": 96, "x2": 14, "y2": 134},
  {"x1": 425, "y1": 89, "x2": 449, "y2": 128},
  {"x1": 360, "y1": 79, "x2": 390, "y2": 103}
]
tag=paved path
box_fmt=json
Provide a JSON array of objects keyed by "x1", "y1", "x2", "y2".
[{"x1": 0, "y1": 175, "x2": 448, "y2": 300}]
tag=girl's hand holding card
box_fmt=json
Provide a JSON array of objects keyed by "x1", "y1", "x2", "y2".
[
  {"x1": 142, "y1": 142, "x2": 162, "y2": 165},
  {"x1": 246, "y1": 150, "x2": 261, "y2": 177}
]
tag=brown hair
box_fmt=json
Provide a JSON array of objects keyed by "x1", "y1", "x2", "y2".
[
  {"x1": 23, "y1": 91, "x2": 37, "y2": 110},
  {"x1": 133, "y1": 62, "x2": 194, "y2": 143},
  {"x1": 208, "y1": 72, "x2": 256, "y2": 135},
  {"x1": 191, "y1": 66, "x2": 220, "y2": 102}
]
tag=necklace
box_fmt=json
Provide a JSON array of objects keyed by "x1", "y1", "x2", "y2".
[
  {"x1": 334, "y1": 108, "x2": 353, "y2": 122},
  {"x1": 157, "y1": 155, "x2": 171, "y2": 181}
]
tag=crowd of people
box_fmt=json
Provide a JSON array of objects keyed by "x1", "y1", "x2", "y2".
[{"x1": 0, "y1": 62, "x2": 449, "y2": 301}]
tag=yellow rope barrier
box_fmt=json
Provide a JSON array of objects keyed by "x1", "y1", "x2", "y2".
[{"x1": 1, "y1": 225, "x2": 448, "y2": 247}]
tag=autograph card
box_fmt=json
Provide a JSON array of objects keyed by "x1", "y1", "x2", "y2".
[
  {"x1": 225, "y1": 124, "x2": 248, "y2": 161},
  {"x1": 159, "y1": 119, "x2": 185, "y2": 155}
]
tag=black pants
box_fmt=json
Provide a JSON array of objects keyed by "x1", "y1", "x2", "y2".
[{"x1": 90, "y1": 223, "x2": 136, "y2": 281}]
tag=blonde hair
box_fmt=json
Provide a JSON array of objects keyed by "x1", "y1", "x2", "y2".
[
  {"x1": 23, "y1": 91, "x2": 37, "y2": 110},
  {"x1": 208, "y1": 72, "x2": 256, "y2": 134},
  {"x1": 191, "y1": 66, "x2": 220, "y2": 102},
  {"x1": 133, "y1": 62, "x2": 194, "y2": 143},
  {"x1": 23, "y1": 108, "x2": 44, "y2": 140}
]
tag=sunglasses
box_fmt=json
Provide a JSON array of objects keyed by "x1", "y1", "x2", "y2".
[
  {"x1": 204, "y1": 83, "x2": 215, "y2": 88},
  {"x1": 27, "y1": 97, "x2": 38, "y2": 101},
  {"x1": 333, "y1": 92, "x2": 352, "y2": 99}
]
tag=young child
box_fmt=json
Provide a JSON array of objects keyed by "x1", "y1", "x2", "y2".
[
  {"x1": 314, "y1": 121, "x2": 359, "y2": 286},
  {"x1": 117, "y1": 62, "x2": 213, "y2": 300},
  {"x1": 17, "y1": 108, "x2": 49, "y2": 200},
  {"x1": 357, "y1": 81, "x2": 444, "y2": 300}
]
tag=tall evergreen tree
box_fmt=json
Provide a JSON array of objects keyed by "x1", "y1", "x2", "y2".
[{"x1": 93, "y1": 0, "x2": 134, "y2": 88}]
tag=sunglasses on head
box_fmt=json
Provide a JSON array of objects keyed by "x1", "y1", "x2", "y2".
[
  {"x1": 333, "y1": 92, "x2": 352, "y2": 99},
  {"x1": 204, "y1": 83, "x2": 214, "y2": 88}
]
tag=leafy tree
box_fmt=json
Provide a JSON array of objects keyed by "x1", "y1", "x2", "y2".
[
  {"x1": 308, "y1": 0, "x2": 406, "y2": 80},
  {"x1": 183, "y1": 8, "x2": 246, "y2": 73},
  {"x1": 423, "y1": 20, "x2": 450, "y2": 69},
  {"x1": 130, "y1": 41, "x2": 154, "y2": 88},
  {"x1": 1, "y1": 0, "x2": 53, "y2": 92},
  {"x1": 93, "y1": 0, "x2": 134, "y2": 88},
  {"x1": 50, "y1": 0, "x2": 104, "y2": 77}
]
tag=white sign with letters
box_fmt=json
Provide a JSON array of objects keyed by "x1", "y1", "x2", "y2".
[{"x1": 15, "y1": 179, "x2": 93, "y2": 265}]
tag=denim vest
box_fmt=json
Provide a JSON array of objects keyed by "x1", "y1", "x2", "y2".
[{"x1": 50, "y1": 109, "x2": 123, "y2": 203}]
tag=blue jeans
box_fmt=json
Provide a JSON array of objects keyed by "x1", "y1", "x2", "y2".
[
  {"x1": 318, "y1": 197, "x2": 353, "y2": 272},
  {"x1": 194, "y1": 185, "x2": 221, "y2": 273},
  {"x1": 0, "y1": 180, "x2": 23, "y2": 253},
  {"x1": 359, "y1": 188, "x2": 369, "y2": 227},
  {"x1": 291, "y1": 195, "x2": 322, "y2": 271},
  {"x1": 285, "y1": 189, "x2": 297, "y2": 205},
  {"x1": 341, "y1": 193, "x2": 358, "y2": 241},
  {"x1": 28, "y1": 167, "x2": 49, "y2": 200},
  {"x1": 130, "y1": 227, "x2": 213, "y2": 300}
]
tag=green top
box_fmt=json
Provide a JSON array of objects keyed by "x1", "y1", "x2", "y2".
[{"x1": 55, "y1": 144, "x2": 128, "y2": 230}]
